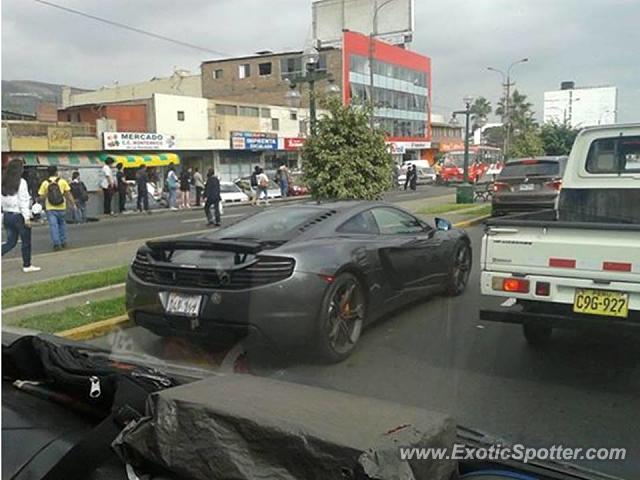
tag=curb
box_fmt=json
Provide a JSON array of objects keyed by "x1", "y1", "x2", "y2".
[
  {"x1": 453, "y1": 214, "x2": 491, "y2": 229},
  {"x1": 55, "y1": 314, "x2": 131, "y2": 341},
  {"x1": 2, "y1": 283, "x2": 126, "y2": 325}
]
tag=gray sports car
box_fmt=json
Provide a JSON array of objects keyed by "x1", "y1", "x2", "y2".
[{"x1": 126, "y1": 201, "x2": 472, "y2": 362}]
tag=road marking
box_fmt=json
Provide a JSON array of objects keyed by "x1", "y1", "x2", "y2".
[{"x1": 182, "y1": 213, "x2": 245, "y2": 224}]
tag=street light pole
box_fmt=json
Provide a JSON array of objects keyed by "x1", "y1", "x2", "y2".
[
  {"x1": 451, "y1": 96, "x2": 481, "y2": 203},
  {"x1": 369, "y1": 0, "x2": 396, "y2": 129},
  {"x1": 285, "y1": 46, "x2": 339, "y2": 137},
  {"x1": 487, "y1": 58, "x2": 528, "y2": 159}
]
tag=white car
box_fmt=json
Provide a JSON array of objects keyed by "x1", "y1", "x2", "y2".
[
  {"x1": 397, "y1": 161, "x2": 437, "y2": 186},
  {"x1": 220, "y1": 182, "x2": 250, "y2": 203}
]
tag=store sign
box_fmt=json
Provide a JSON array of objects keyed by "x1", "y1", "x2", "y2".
[
  {"x1": 103, "y1": 132, "x2": 177, "y2": 150},
  {"x1": 284, "y1": 137, "x2": 306, "y2": 150},
  {"x1": 386, "y1": 141, "x2": 431, "y2": 153},
  {"x1": 48, "y1": 127, "x2": 72, "y2": 151},
  {"x1": 230, "y1": 131, "x2": 277, "y2": 150}
]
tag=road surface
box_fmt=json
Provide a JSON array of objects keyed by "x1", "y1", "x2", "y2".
[{"x1": 91, "y1": 225, "x2": 639, "y2": 479}]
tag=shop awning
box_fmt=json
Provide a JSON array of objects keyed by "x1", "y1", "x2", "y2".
[
  {"x1": 104, "y1": 153, "x2": 180, "y2": 169},
  {"x1": 4, "y1": 153, "x2": 104, "y2": 167}
]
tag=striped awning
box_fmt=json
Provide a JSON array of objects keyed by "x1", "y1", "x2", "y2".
[
  {"x1": 5, "y1": 153, "x2": 104, "y2": 167},
  {"x1": 104, "y1": 153, "x2": 180, "y2": 169}
]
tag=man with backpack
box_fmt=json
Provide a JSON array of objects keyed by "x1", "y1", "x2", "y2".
[
  {"x1": 38, "y1": 165, "x2": 76, "y2": 251},
  {"x1": 249, "y1": 165, "x2": 260, "y2": 206},
  {"x1": 70, "y1": 171, "x2": 89, "y2": 224},
  {"x1": 256, "y1": 167, "x2": 270, "y2": 207}
]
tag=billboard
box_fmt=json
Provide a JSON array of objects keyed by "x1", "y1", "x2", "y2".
[
  {"x1": 543, "y1": 86, "x2": 617, "y2": 128},
  {"x1": 312, "y1": 0, "x2": 414, "y2": 47}
]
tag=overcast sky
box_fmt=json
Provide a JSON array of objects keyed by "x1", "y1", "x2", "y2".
[{"x1": 2, "y1": 0, "x2": 639, "y2": 121}]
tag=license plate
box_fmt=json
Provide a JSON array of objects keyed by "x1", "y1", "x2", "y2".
[
  {"x1": 519, "y1": 183, "x2": 535, "y2": 191},
  {"x1": 573, "y1": 289, "x2": 629, "y2": 318},
  {"x1": 165, "y1": 292, "x2": 202, "y2": 317}
]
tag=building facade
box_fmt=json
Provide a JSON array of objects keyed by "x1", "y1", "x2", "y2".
[
  {"x1": 201, "y1": 31, "x2": 432, "y2": 163},
  {"x1": 543, "y1": 82, "x2": 618, "y2": 128},
  {"x1": 62, "y1": 71, "x2": 202, "y2": 108},
  {"x1": 201, "y1": 49, "x2": 343, "y2": 108}
]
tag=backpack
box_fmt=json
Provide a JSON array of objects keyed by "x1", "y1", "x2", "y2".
[
  {"x1": 259, "y1": 176, "x2": 269, "y2": 188},
  {"x1": 70, "y1": 181, "x2": 89, "y2": 202},
  {"x1": 47, "y1": 178, "x2": 65, "y2": 206},
  {"x1": 167, "y1": 172, "x2": 177, "y2": 189}
]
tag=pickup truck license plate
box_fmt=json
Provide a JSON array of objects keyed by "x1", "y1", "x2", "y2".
[
  {"x1": 573, "y1": 289, "x2": 628, "y2": 318},
  {"x1": 166, "y1": 293, "x2": 202, "y2": 317},
  {"x1": 519, "y1": 183, "x2": 535, "y2": 191}
]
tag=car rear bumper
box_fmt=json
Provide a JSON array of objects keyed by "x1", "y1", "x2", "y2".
[
  {"x1": 126, "y1": 269, "x2": 328, "y2": 352},
  {"x1": 480, "y1": 306, "x2": 640, "y2": 331}
]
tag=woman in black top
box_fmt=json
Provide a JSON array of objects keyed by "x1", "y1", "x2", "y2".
[{"x1": 179, "y1": 167, "x2": 192, "y2": 209}]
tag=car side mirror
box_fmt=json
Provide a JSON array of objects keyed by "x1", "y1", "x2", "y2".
[{"x1": 435, "y1": 217, "x2": 452, "y2": 231}]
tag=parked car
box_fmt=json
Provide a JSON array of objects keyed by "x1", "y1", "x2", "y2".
[
  {"x1": 491, "y1": 156, "x2": 568, "y2": 216},
  {"x1": 126, "y1": 201, "x2": 471, "y2": 362},
  {"x1": 234, "y1": 176, "x2": 282, "y2": 199},
  {"x1": 397, "y1": 161, "x2": 437, "y2": 186},
  {"x1": 220, "y1": 181, "x2": 250, "y2": 203},
  {"x1": 125, "y1": 180, "x2": 166, "y2": 208},
  {"x1": 480, "y1": 124, "x2": 640, "y2": 346}
]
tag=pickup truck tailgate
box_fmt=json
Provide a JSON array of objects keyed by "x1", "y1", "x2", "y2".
[{"x1": 483, "y1": 225, "x2": 640, "y2": 283}]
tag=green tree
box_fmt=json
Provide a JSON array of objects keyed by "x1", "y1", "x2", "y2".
[
  {"x1": 301, "y1": 98, "x2": 393, "y2": 200},
  {"x1": 509, "y1": 129, "x2": 544, "y2": 158},
  {"x1": 495, "y1": 89, "x2": 537, "y2": 133},
  {"x1": 483, "y1": 125, "x2": 505, "y2": 148},
  {"x1": 469, "y1": 97, "x2": 492, "y2": 131},
  {"x1": 539, "y1": 121, "x2": 579, "y2": 156}
]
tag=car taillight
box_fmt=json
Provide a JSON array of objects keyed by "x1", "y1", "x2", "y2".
[
  {"x1": 544, "y1": 179, "x2": 563, "y2": 191},
  {"x1": 493, "y1": 181, "x2": 510, "y2": 192},
  {"x1": 492, "y1": 277, "x2": 530, "y2": 293}
]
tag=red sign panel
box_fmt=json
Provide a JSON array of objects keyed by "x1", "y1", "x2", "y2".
[{"x1": 284, "y1": 137, "x2": 306, "y2": 150}]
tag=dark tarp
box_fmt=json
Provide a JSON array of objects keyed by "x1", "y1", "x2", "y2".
[{"x1": 117, "y1": 374, "x2": 457, "y2": 480}]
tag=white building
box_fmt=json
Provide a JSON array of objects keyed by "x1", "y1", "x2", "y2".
[{"x1": 543, "y1": 83, "x2": 617, "y2": 128}]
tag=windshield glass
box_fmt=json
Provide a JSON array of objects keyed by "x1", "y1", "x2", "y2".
[
  {"x1": 499, "y1": 160, "x2": 561, "y2": 178},
  {"x1": 2, "y1": 2, "x2": 637, "y2": 479}
]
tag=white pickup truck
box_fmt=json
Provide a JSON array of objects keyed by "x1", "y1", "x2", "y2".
[{"x1": 480, "y1": 124, "x2": 640, "y2": 345}]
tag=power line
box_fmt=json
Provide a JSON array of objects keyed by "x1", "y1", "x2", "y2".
[{"x1": 33, "y1": 0, "x2": 230, "y2": 58}]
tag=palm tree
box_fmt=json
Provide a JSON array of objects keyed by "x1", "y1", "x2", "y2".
[
  {"x1": 495, "y1": 89, "x2": 536, "y2": 133},
  {"x1": 469, "y1": 97, "x2": 492, "y2": 131}
]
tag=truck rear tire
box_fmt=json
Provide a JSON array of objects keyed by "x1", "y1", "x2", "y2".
[{"x1": 523, "y1": 323, "x2": 552, "y2": 347}]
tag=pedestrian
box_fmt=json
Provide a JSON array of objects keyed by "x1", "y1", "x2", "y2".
[
  {"x1": 2, "y1": 158, "x2": 40, "y2": 272},
  {"x1": 203, "y1": 168, "x2": 221, "y2": 226},
  {"x1": 116, "y1": 163, "x2": 128, "y2": 213},
  {"x1": 250, "y1": 165, "x2": 260, "y2": 206},
  {"x1": 100, "y1": 158, "x2": 116, "y2": 215},
  {"x1": 37, "y1": 165, "x2": 75, "y2": 251},
  {"x1": 70, "y1": 170, "x2": 89, "y2": 224},
  {"x1": 166, "y1": 166, "x2": 178, "y2": 211},
  {"x1": 403, "y1": 163, "x2": 413, "y2": 191},
  {"x1": 193, "y1": 167, "x2": 204, "y2": 207},
  {"x1": 136, "y1": 165, "x2": 151, "y2": 214},
  {"x1": 410, "y1": 164, "x2": 418, "y2": 191},
  {"x1": 275, "y1": 164, "x2": 289, "y2": 198},
  {"x1": 179, "y1": 167, "x2": 192, "y2": 209},
  {"x1": 256, "y1": 167, "x2": 270, "y2": 206}
]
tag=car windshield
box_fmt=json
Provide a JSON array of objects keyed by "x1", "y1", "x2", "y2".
[
  {"x1": 220, "y1": 183, "x2": 240, "y2": 193},
  {"x1": 3, "y1": 2, "x2": 638, "y2": 479},
  {"x1": 499, "y1": 160, "x2": 561, "y2": 178}
]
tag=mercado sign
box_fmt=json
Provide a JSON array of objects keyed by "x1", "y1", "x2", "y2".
[
  {"x1": 103, "y1": 132, "x2": 177, "y2": 150},
  {"x1": 230, "y1": 131, "x2": 278, "y2": 150}
]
